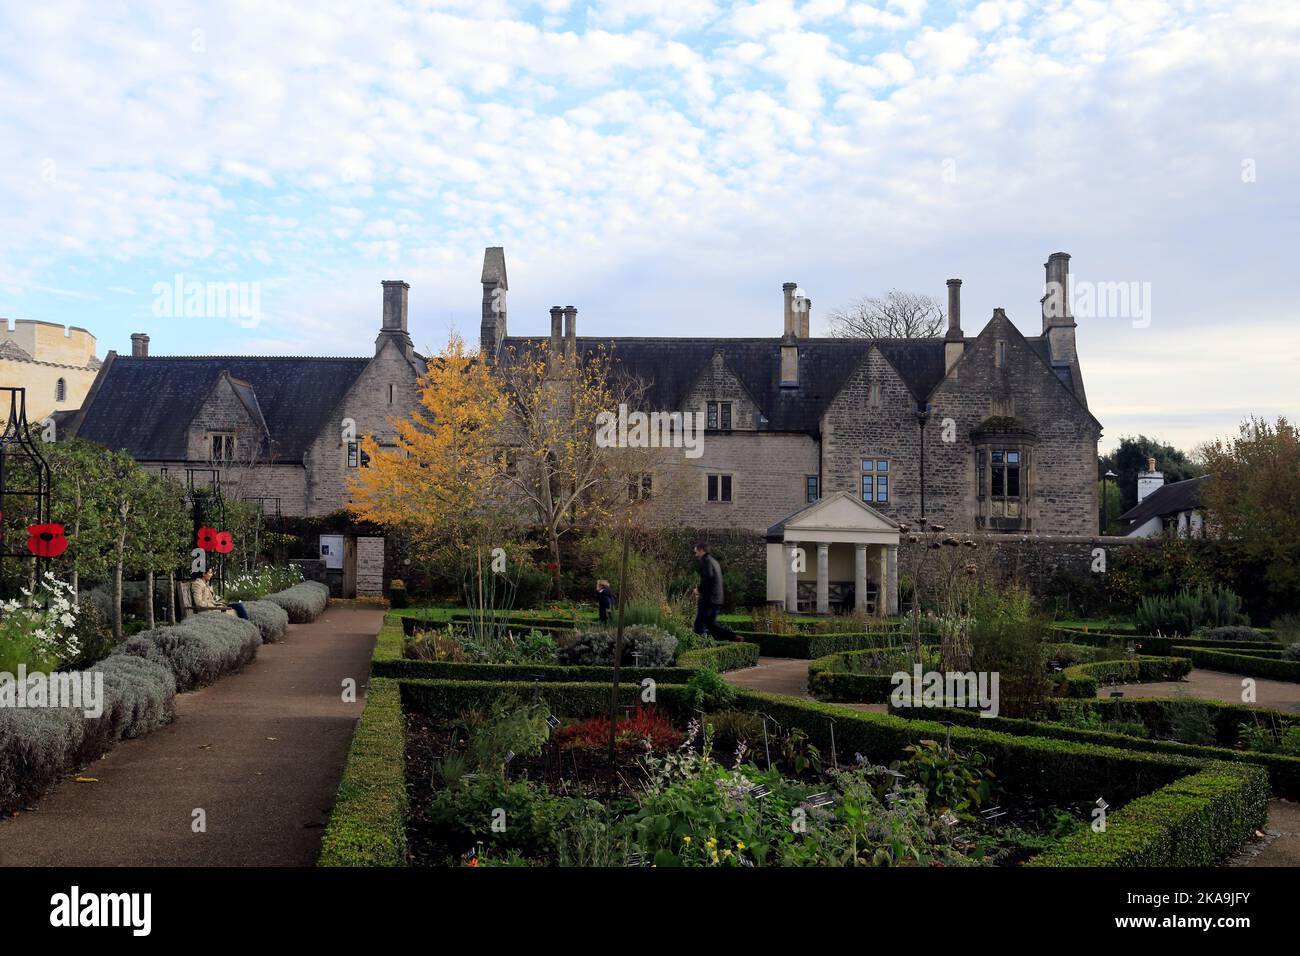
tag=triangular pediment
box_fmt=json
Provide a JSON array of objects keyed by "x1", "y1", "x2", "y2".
[{"x1": 767, "y1": 491, "x2": 900, "y2": 540}]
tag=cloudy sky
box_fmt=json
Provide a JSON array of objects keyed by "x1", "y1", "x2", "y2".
[{"x1": 1, "y1": 0, "x2": 1296, "y2": 452}]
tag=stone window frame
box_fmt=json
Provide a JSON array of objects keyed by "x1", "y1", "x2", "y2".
[
  {"x1": 860, "y1": 457, "x2": 890, "y2": 505},
  {"x1": 55, "y1": 377, "x2": 66, "y2": 402},
  {"x1": 805, "y1": 474, "x2": 819, "y2": 503},
  {"x1": 208, "y1": 432, "x2": 237, "y2": 463},
  {"x1": 972, "y1": 420, "x2": 1037, "y2": 531},
  {"x1": 706, "y1": 401, "x2": 733, "y2": 431},
  {"x1": 347, "y1": 441, "x2": 360, "y2": 468},
  {"x1": 706, "y1": 473, "x2": 733, "y2": 503}
]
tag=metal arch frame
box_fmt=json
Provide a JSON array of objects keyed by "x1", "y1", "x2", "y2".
[{"x1": 0, "y1": 387, "x2": 53, "y2": 584}]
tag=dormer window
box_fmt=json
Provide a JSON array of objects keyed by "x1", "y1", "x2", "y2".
[
  {"x1": 707, "y1": 401, "x2": 732, "y2": 430},
  {"x1": 209, "y1": 433, "x2": 236, "y2": 462}
]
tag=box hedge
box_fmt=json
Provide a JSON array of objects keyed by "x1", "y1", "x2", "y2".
[
  {"x1": 1055, "y1": 655, "x2": 1192, "y2": 698},
  {"x1": 318, "y1": 677, "x2": 409, "y2": 867},
  {"x1": 1172, "y1": 646, "x2": 1300, "y2": 683},
  {"x1": 1028, "y1": 763, "x2": 1268, "y2": 867}
]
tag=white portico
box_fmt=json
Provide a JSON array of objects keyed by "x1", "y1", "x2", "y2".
[{"x1": 764, "y1": 492, "x2": 901, "y2": 616}]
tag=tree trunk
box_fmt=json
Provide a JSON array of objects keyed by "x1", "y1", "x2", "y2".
[
  {"x1": 606, "y1": 532, "x2": 630, "y2": 797},
  {"x1": 166, "y1": 572, "x2": 176, "y2": 624},
  {"x1": 112, "y1": 504, "x2": 129, "y2": 641},
  {"x1": 549, "y1": 528, "x2": 564, "y2": 599},
  {"x1": 146, "y1": 570, "x2": 155, "y2": 629}
]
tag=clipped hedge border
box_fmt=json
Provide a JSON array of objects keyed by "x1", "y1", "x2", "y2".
[
  {"x1": 398, "y1": 677, "x2": 694, "y2": 721},
  {"x1": 1172, "y1": 646, "x2": 1300, "y2": 683},
  {"x1": 806, "y1": 651, "x2": 907, "y2": 703},
  {"x1": 678, "y1": 642, "x2": 759, "y2": 671},
  {"x1": 1050, "y1": 626, "x2": 1280, "y2": 657},
  {"x1": 892, "y1": 702, "x2": 1300, "y2": 799},
  {"x1": 1055, "y1": 655, "x2": 1192, "y2": 698},
  {"x1": 1028, "y1": 763, "x2": 1269, "y2": 867},
  {"x1": 317, "y1": 677, "x2": 409, "y2": 867}
]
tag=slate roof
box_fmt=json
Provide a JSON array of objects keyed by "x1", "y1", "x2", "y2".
[
  {"x1": 1119, "y1": 475, "x2": 1208, "y2": 527},
  {"x1": 499, "y1": 336, "x2": 951, "y2": 433},
  {"x1": 72, "y1": 355, "x2": 372, "y2": 463}
]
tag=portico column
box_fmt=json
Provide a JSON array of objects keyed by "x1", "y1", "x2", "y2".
[
  {"x1": 854, "y1": 544, "x2": 867, "y2": 613},
  {"x1": 877, "y1": 545, "x2": 888, "y2": 618},
  {"x1": 816, "y1": 543, "x2": 829, "y2": 615},
  {"x1": 887, "y1": 544, "x2": 899, "y2": 616},
  {"x1": 785, "y1": 542, "x2": 800, "y2": 613}
]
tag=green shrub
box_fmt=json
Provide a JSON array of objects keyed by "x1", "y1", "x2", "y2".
[
  {"x1": 119, "y1": 615, "x2": 261, "y2": 691},
  {"x1": 1134, "y1": 586, "x2": 1247, "y2": 636},
  {"x1": 970, "y1": 616, "x2": 1050, "y2": 718},
  {"x1": 1283, "y1": 642, "x2": 1300, "y2": 662},
  {"x1": 685, "y1": 668, "x2": 737, "y2": 711}
]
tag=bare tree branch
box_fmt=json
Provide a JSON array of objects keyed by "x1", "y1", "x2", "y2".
[{"x1": 827, "y1": 289, "x2": 946, "y2": 339}]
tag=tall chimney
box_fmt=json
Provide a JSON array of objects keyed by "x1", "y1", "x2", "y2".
[
  {"x1": 782, "y1": 282, "x2": 797, "y2": 338},
  {"x1": 797, "y1": 294, "x2": 811, "y2": 338},
  {"x1": 376, "y1": 280, "x2": 414, "y2": 357},
  {"x1": 1040, "y1": 251, "x2": 1077, "y2": 365},
  {"x1": 130, "y1": 333, "x2": 150, "y2": 358},
  {"x1": 1137, "y1": 456, "x2": 1165, "y2": 504},
  {"x1": 480, "y1": 247, "x2": 508, "y2": 366},
  {"x1": 563, "y1": 305, "x2": 577, "y2": 356},
  {"x1": 944, "y1": 279, "x2": 963, "y2": 373},
  {"x1": 549, "y1": 306, "x2": 563, "y2": 355}
]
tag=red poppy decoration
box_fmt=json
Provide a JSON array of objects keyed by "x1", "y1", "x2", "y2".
[
  {"x1": 196, "y1": 527, "x2": 217, "y2": 550},
  {"x1": 27, "y1": 523, "x2": 69, "y2": 558},
  {"x1": 212, "y1": 531, "x2": 234, "y2": 554}
]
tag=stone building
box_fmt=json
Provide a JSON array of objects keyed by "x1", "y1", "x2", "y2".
[
  {"x1": 480, "y1": 247, "x2": 1102, "y2": 612},
  {"x1": 1121, "y1": 458, "x2": 1208, "y2": 537},
  {"x1": 67, "y1": 282, "x2": 425, "y2": 596},
  {"x1": 0, "y1": 319, "x2": 101, "y2": 422}
]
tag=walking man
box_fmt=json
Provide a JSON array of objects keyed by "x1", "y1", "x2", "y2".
[{"x1": 692, "y1": 543, "x2": 740, "y2": 641}]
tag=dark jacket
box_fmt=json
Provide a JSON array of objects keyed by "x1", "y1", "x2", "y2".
[
  {"x1": 597, "y1": 587, "x2": 616, "y2": 622},
  {"x1": 697, "y1": 553, "x2": 724, "y2": 606}
]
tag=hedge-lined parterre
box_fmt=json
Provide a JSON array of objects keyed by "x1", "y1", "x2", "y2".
[{"x1": 1055, "y1": 655, "x2": 1193, "y2": 698}]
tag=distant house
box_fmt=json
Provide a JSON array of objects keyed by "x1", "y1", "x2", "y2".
[
  {"x1": 1120, "y1": 457, "x2": 1209, "y2": 537},
  {"x1": 67, "y1": 282, "x2": 426, "y2": 595}
]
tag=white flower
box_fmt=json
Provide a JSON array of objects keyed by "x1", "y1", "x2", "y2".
[{"x1": 60, "y1": 613, "x2": 75, "y2": 628}]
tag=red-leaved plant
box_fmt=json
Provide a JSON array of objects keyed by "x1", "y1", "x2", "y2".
[{"x1": 554, "y1": 706, "x2": 685, "y2": 752}]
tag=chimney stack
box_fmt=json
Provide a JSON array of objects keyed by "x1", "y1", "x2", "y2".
[
  {"x1": 549, "y1": 306, "x2": 563, "y2": 355},
  {"x1": 480, "y1": 247, "x2": 508, "y2": 366},
  {"x1": 130, "y1": 333, "x2": 150, "y2": 358},
  {"x1": 944, "y1": 279, "x2": 964, "y2": 373},
  {"x1": 1137, "y1": 456, "x2": 1165, "y2": 504},
  {"x1": 563, "y1": 306, "x2": 577, "y2": 356},
  {"x1": 782, "y1": 282, "x2": 797, "y2": 338},
  {"x1": 1040, "y1": 251, "x2": 1077, "y2": 366},
  {"x1": 376, "y1": 280, "x2": 414, "y2": 357}
]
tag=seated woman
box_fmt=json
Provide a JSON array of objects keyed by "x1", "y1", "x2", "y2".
[{"x1": 190, "y1": 569, "x2": 249, "y2": 619}]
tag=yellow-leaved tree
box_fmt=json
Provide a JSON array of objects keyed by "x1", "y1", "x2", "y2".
[{"x1": 348, "y1": 332, "x2": 512, "y2": 589}]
